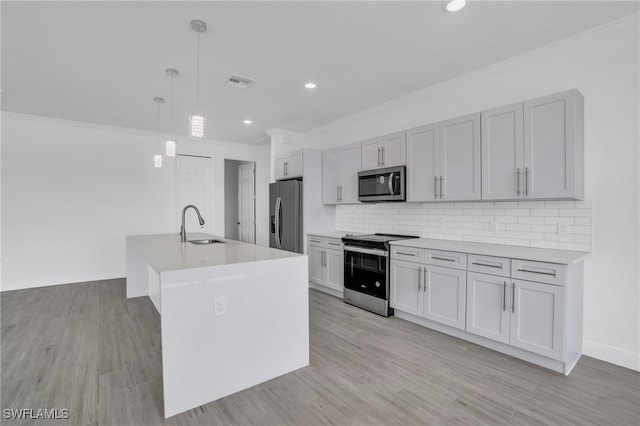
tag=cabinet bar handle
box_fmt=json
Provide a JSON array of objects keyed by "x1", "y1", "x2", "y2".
[
  {"x1": 337, "y1": 185, "x2": 340, "y2": 202},
  {"x1": 310, "y1": 239, "x2": 321, "y2": 243},
  {"x1": 284, "y1": 161, "x2": 288, "y2": 176},
  {"x1": 502, "y1": 282, "x2": 507, "y2": 312},
  {"x1": 328, "y1": 242, "x2": 341, "y2": 246},
  {"x1": 525, "y1": 167, "x2": 529, "y2": 196},
  {"x1": 396, "y1": 251, "x2": 416, "y2": 257},
  {"x1": 471, "y1": 261, "x2": 502, "y2": 269},
  {"x1": 434, "y1": 176, "x2": 438, "y2": 198},
  {"x1": 511, "y1": 282, "x2": 516, "y2": 313},
  {"x1": 439, "y1": 175, "x2": 444, "y2": 199},
  {"x1": 377, "y1": 147, "x2": 382, "y2": 166},
  {"x1": 431, "y1": 256, "x2": 456, "y2": 262},
  {"x1": 424, "y1": 268, "x2": 427, "y2": 292},
  {"x1": 516, "y1": 168, "x2": 521, "y2": 196},
  {"x1": 382, "y1": 147, "x2": 385, "y2": 165},
  {"x1": 418, "y1": 266, "x2": 422, "y2": 291},
  {"x1": 517, "y1": 268, "x2": 556, "y2": 277},
  {"x1": 339, "y1": 185, "x2": 343, "y2": 202}
]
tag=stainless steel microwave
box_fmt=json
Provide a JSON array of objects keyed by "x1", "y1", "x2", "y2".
[{"x1": 358, "y1": 166, "x2": 406, "y2": 202}]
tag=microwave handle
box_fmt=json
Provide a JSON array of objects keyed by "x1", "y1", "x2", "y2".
[{"x1": 389, "y1": 173, "x2": 394, "y2": 194}]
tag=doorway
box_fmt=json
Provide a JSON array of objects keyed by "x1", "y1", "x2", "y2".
[
  {"x1": 176, "y1": 154, "x2": 213, "y2": 233},
  {"x1": 224, "y1": 159, "x2": 256, "y2": 243}
]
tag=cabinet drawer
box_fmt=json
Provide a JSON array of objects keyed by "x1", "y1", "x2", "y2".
[
  {"x1": 467, "y1": 254, "x2": 511, "y2": 277},
  {"x1": 391, "y1": 246, "x2": 424, "y2": 262},
  {"x1": 511, "y1": 259, "x2": 566, "y2": 286},
  {"x1": 307, "y1": 236, "x2": 343, "y2": 250},
  {"x1": 424, "y1": 249, "x2": 467, "y2": 270}
]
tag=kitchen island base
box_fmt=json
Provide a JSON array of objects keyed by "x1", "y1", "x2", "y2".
[{"x1": 126, "y1": 234, "x2": 309, "y2": 418}]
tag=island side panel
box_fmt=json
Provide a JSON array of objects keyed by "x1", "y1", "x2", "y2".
[
  {"x1": 160, "y1": 255, "x2": 309, "y2": 418},
  {"x1": 126, "y1": 238, "x2": 150, "y2": 299}
]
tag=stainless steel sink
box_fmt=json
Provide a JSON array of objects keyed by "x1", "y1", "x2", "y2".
[{"x1": 188, "y1": 239, "x2": 225, "y2": 245}]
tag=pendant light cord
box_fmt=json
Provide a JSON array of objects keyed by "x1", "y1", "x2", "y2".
[
  {"x1": 196, "y1": 31, "x2": 200, "y2": 107},
  {"x1": 156, "y1": 101, "x2": 161, "y2": 152},
  {"x1": 169, "y1": 72, "x2": 174, "y2": 135}
]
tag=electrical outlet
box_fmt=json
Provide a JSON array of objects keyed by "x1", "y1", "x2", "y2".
[
  {"x1": 214, "y1": 297, "x2": 226, "y2": 317},
  {"x1": 558, "y1": 220, "x2": 569, "y2": 236},
  {"x1": 488, "y1": 219, "x2": 496, "y2": 232}
]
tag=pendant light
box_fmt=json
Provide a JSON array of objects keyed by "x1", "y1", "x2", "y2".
[
  {"x1": 189, "y1": 19, "x2": 207, "y2": 139},
  {"x1": 165, "y1": 68, "x2": 179, "y2": 156},
  {"x1": 153, "y1": 96, "x2": 165, "y2": 168}
]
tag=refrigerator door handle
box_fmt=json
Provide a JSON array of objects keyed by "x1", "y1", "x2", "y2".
[
  {"x1": 278, "y1": 197, "x2": 284, "y2": 249},
  {"x1": 274, "y1": 197, "x2": 282, "y2": 249}
]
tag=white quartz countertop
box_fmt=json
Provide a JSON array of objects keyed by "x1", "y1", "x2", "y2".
[
  {"x1": 306, "y1": 231, "x2": 362, "y2": 239},
  {"x1": 127, "y1": 233, "x2": 302, "y2": 273},
  {"x1": 390, "y1": 238, "x2": 589, "y2": 265}
]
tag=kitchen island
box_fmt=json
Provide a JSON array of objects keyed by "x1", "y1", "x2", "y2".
[{"x1": 126, "y1": 233, "x2": 309, "y2": 418}]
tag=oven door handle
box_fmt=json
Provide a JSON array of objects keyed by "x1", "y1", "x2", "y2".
[{"x1": 344, "y1": 246, "x2": 389, "y2": 257}]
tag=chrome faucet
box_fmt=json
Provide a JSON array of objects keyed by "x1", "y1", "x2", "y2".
[{"x1": 180, "y1": 204, "x2": 205, "y2": 243}]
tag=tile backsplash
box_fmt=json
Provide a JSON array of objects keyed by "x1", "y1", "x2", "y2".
[{"x1": 336, "y1": 200, "x2": 591, "y2": 251}]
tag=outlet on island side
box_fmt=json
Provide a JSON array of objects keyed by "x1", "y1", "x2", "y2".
[{"x1": 214, "y1": 297, "x2": 226, "y2": 317}]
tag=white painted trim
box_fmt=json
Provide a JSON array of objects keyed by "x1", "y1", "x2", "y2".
[
  {"x1": 306, "y1": 12, "x2": 640, "y2": 140},
  {"x1": 583, "y1": 339, "x2": 640, "y2": 372}
]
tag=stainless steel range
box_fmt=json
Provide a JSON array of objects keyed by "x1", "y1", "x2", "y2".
[{"x1": 341, "y1": 233, "x2": 418, "y2": 317}]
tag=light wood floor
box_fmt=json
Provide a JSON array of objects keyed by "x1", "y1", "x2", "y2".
[{"x1": 1, "y1": 279, "x2": 638, "y2": 426}]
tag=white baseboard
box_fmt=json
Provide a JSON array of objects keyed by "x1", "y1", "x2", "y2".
[{"x1": 583, "y1": 340, "x2": 640, "y2": 371}]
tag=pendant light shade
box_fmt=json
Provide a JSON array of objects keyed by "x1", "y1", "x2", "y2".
[
  {"x1": 189, "y1": 19, "x2": 207, "y2": 139},
  {"x1": 153, "y1": 96, "x2": 165, "y2": 168},
  {"x1": 165, "y1": 68, "x2": 179, "y2": 156}
]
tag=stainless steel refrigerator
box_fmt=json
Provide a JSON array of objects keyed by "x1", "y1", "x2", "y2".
[{"x1": 269, "y1": 179, "x2": 303, "y2": 253}]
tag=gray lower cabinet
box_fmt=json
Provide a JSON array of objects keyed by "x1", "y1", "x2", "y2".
[
  {"x1": 481, "y1": 89, "x2": 584, "y2": 200},
  {"x1": 308, "y1": 237, "x2": 344, "y2": 293},
  {"x1": 392, "y1": 246, "x2": 583, "y2": 374},
  {"x1": 466, "y1": 272, "x2": 565, "y2": 360},
  {"x1": 390, "y1": 258, "x2": 467, "y2": 330}
]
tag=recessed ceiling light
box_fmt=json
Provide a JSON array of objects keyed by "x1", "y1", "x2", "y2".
[
  {"x1": 304, "y1": 82, "x2": 317, "y2": 89},
  {"x1": 243, "y1": 119, "x2": 252, "y2": 125},
  {"x1": 445, "y1": 0, "x2": 466, "y2": 12}
]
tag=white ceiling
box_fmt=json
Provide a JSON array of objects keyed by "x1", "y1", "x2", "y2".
[{"x1": 2, "y1": 1, "x2": 638, "y2": 144}]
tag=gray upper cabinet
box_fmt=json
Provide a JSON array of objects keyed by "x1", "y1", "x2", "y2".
[
  {"x1": 406, "y1": 114, "x2": 481, "y2": 202},
  {"x1": 361, "y1": 131, "x2": 406, "y2": 170},
  {"x1": 524, "y1": 90, "x2": 584, "y2": 200},
  {"x1": 439, "y1": 113, "x2": 481, "y2": 201},
  {"x1": 322, "y1": 142, "x2": 362, "y2": 205},
  {"x1": 481, "y1": 103, "x2": 524, "y2": 200},
  {"x1": 406, "y1": 123, "x2": 439, "y2": 202},
  {"x1": 481, "y1": 90, "x2": 584, "y2": 200}
]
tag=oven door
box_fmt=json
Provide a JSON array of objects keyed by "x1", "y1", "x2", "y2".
[{"x1": 343, "y1": 247, "x2": 388, "y2": 299}]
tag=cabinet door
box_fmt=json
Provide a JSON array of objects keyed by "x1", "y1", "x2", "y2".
[
  {"x1": 285, "y1": 152, "x2": 303, "y2": 178},
  {"x1": 523, "y1": 90, "x2": 580, "y2": 199},
  {"x1": 274, "y1": 157, "x2": 287, "y2": 180},
  {"x1": 481, "y1": 103, "x2": 524, "y2": 200},
  {"x1": 322, "y1": 148, "x2": 341, "y2": 205},
  {"x1": 324, "y1": 249, "x2": 344, "y2": 292},
  {"x1": 406, "y1": 124, "x2": 439, "y2": 202},
  {"x1": 466, "y1": 272, "x2": 510, "y2": 344},
  {"x1": 510, "y1": 279, "x2": 565, "y2": 360},
  {"x1": 308, "y1": 246, "x2": 325, "y2": 285},
  {"x1": 423, "y1": 265, "x2": 466, "y2": 330},
  {"x1": 361, "y1": 138, "x2": 382, "y2": 170},
  {"x1": 340, "y1": 142, "x2": 362, "y2": 204},
  {"x1": 380, "y1": 131, "x2": 406, "y2": 167},
  {"x1": 439, "y1": 113, "x2": 481, "y2": 201},
  {"x1": 390, "y1": 260, "x2": 423, "y2": 317}
]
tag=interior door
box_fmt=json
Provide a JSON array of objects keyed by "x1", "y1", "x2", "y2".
[
  {"x1": 176, "y1": 155, "x2": 212, "y2": 234},
  {"x1": 237, "y1": 162, "x2": 255, "y2": 243}
]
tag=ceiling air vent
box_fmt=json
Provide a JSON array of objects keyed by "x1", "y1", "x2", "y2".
[{"x1": 226, "y1": 75, "x2": 255, "y2": 89}]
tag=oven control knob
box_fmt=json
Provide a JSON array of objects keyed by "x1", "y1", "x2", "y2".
[{"x1": 375, "y1": 281, "x2": 381, "y2": 288}]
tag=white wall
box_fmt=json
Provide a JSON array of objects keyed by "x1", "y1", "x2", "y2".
[
  {"x1": 307, "y1": 15, "x2": 640, "y2": 370},
  {"x1": 1, "y1": 113, "x2": 270, "y2": 291}
]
